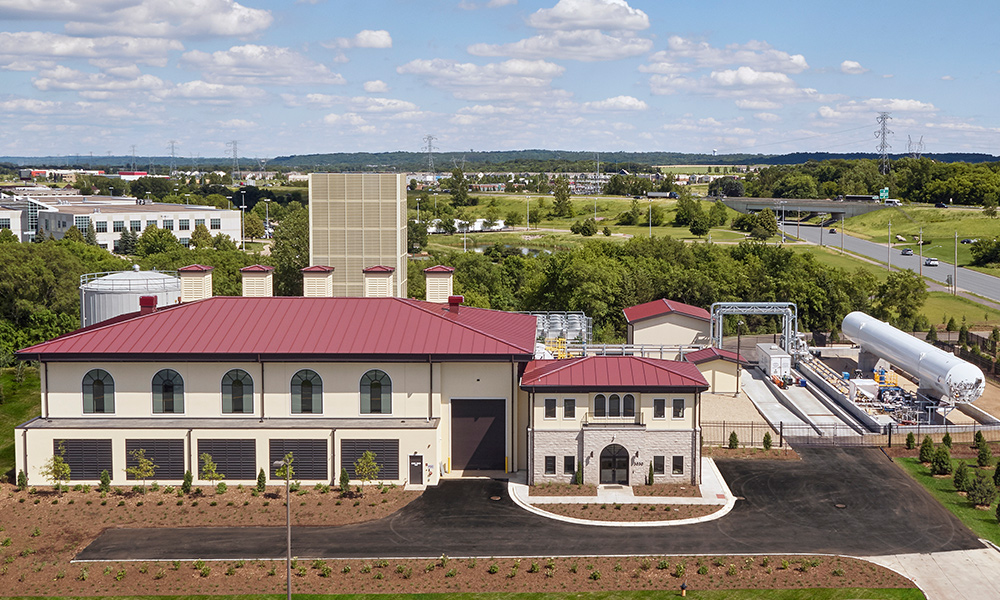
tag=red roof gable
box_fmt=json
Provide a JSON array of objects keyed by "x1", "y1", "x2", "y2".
[
  {"x1": 240, "y1": 265, "x2": 274, "y2": 273},
  {"x1": 363, "y1": 265, "x2": 395, "y2": 273},
  {"x1": 19, "y1": 297, "x2": 537, "y2": 360},
  {"x1": 300, "y1": 265, "x2": 335, "y2": 273},
  {"x1": 178, "y1": 264, "x2": 214, "y2": 272},
  {"x1": 520, "y1": 356, "x2": 709, "y2": 392},
  {"x1": 424, "y1": 265, "x2": 455, "y2": 273},
  {"x1": 684, "y1": 347, "x2": 750, "y2": 366},
  {"x1": 623, "y1": 298, "x2": 710, "y2": 323}
]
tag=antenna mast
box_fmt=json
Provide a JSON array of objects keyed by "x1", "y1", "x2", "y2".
[{"x1": 875, "y1": 112, "x2": 893, "y2": 175}]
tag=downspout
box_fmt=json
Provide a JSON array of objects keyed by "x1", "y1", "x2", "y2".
[
  {"x1": 694, "y1": 391, "x2": 701, "y2": 485},
  {"x1": 42, "y1": 360, "x2": 49, "y2": 419},
  {"x1": 187, "y1": 429, "x2": 193, "y2": 475},
  {"x1": 528, "y1": 390, "x2": 534, "y2": 486},
  {"x1": 22, "y1": 428, "x2": 28, "y2": 485},
  {"x1": 258, "y1": 354, "x2": 265, "y2": 422},
  {"x1": 427, "y1": 356, "x2": 433, "y2": 423},
  {"x1": 510, "y1": 360, "x2": 516, "y2": 473}
]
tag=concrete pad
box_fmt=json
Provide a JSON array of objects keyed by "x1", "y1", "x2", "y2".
[
  {"x1": 868, "y1": 546, "x2": 1000, "y2": 600},
  {"x1": 743, "y1": 372, "x2": 806, "y2": 427}
]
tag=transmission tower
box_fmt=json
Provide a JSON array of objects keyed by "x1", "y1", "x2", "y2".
[
  {"x1": 129, "y1": 145, "x2": 137, "y2": 171},
  {"x1": 907, "y1": 135, "x2": 925, "y2": 159},
  {"x1": 422, "y1": 135, "x2": 437, "y2": 172},
  {"x1": 167, "y1": 140, "x2": 178, "y2": 175},
  {"x1": 226, "y1": 140, "x2": 241, "y2": 185},
  {"x1": 874, "y1": 112, "x2": 893, "y2": 175}
]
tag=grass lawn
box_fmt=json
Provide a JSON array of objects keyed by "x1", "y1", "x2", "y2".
[
  {"x1": 895, "y1": 456, "x2": 1000, "y2": 546},
  {"x1": 0, "y1": 367, "x2": 40, "y2": 476},
  {"x1": 0, "y1": 590, "x2": 926, "y2": 600},
  {"x1": 923, "y1": 293, "x2": 1000, "y2": 329}
]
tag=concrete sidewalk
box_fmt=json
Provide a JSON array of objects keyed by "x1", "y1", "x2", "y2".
[
  {"x1": 869, "y1": 545, "x2": 1000, "y2": 600},
  {"x1": 507, "y1": 458, "x2": 735, "y2": 527}
]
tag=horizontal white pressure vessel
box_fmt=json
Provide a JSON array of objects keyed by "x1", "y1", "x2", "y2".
[{"x1": 842, "y1": 311, "x2": 985, "y2": 404}]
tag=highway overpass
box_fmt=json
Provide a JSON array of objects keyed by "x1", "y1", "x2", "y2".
[{"x1": 721, "y1": 197, "x2": 888, "y2": 221}]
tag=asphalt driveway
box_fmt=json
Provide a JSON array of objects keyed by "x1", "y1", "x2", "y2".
[{"x1": 76, "y1": 447, "x2": 981, "y2": 561}]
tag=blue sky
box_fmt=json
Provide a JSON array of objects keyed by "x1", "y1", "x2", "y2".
[{"x1": 1, "y1": 0, "x2": 998, "y2": 159}]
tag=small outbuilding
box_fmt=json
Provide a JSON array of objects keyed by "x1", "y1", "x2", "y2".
[
  {"x1": 623, "y1": 298, "x2": 711, "y2": 348},
  {"x1": 684, "y1": 347, "x2": 750, "y2": 394}
]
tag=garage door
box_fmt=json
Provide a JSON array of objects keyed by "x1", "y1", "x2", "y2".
[{"x1": 451, "y1": 399, "x2": 506, "y2": 471}]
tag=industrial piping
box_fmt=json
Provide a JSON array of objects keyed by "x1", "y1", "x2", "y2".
[{"x1": 841, "y1": 311, "x2": 985, "y2": 404}]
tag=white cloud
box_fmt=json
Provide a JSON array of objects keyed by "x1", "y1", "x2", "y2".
[
  {"x1": 840, "y1": 60, "x2": 867, "y2": 75},
  {"x1": 642, "y1": 37, "x2": 809, "y2": 75},
  {"x1": 582, "y1": 95, "x2": 647, "y2": 111},
  {"x1": 0, "y1": 97, "x2": 62, "y2": 114},
  {"x1": 397, "y1": 58, "x2": 567, "y2": 102},
  {"x1": 24, "y1": 0, "x2": 275, "y2": 39},
  {"x1": 488, "y1": 0, "x2": 517, "y2": 6},
  {"x1": 0, "y1": 32, "x2": 182, "y2": 67},
  {"x1": 32, "y1": 65, "x2": 167, "y2": 95},
  {"x1": 735, "y1": 98, "x2": 781, "y2": 110},
  {"x1": 711, "y1": 66, "x2": 794, "y2": 88},
  {"x1": 181, "y1": 45, "x2": 346, "y2": 85},
  {"x1": 941, "y1": 75, "x2": 955, "y2": 81},
  {"x1": 323, "y1": 112, "x2": 368, "y2": 126},
  {"x1": 817, "y1": 98, "x2": 937, "y2": 119},
  {"x1": 158, "y1": 80, "x2": 266, "y2": 102},
  {"x1": 527, "y1": 0, "x2": 649, "y2": 31},
  {"x1": 753, "y1": 112, "x2": 780, "y2": 122},
  {"x1": 469, "y1": 30, "x2": 651, "y2": 61},
  {"x1": 458, "y1": 104, "x2": 518, "y2": 115},
  {"x1": 349, "y1": 97, "x2": 418, "y2": 113},
  {"x1": 219, "y1": 118, "x2": 256, "y2": 128},
  {"x1": 326, "y1": 30, "x2": 392, "y2": 49},
  {"x1": 363, "y1": 80, "x2": 388, "y2": 93}
]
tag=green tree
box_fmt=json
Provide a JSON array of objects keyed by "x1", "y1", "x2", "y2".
[
  {"x1": 354, "y1": 450, "x2": 380, "y2": 494},
  {"x1": 946, "y1": 317, "x2": 958, "y2": 332},
  {"x1": 408, "y1": 218, "x2": 428, "y2": 253},
  {"x1": 942, "y1": 432, "x2": 952, "y2": 448},
  {"x1": 449, "y1": 168, "x2": 470, "y2": 207},
  {"x1": 728, "y1": 431, "x2": 739, "y2": 449},
  {"x1": 270, "y1": 207, "x2": 309, "y2": 296},
  {"x1": 99, "y1": 469, "x2": 111, "y2": 493},
  {"x1": 212, "y1": 233, "x2": 238, "y2": 251},
  {"x1": 124, "y1": 448, "x2": 158, "y2": 494},
  {"x1": 0, "y1": 229, "x2": 17, "y2": 244},
  {"x1": 181, "y1": 470, "x2": 192, "y2": 494},
  {"x1": 919, "y1": 436, "x2": 934, "y2": 463},
  {"x1": 135, "y1": 225, "x2": 182, "y2": 257},
  {"x1": 709, "y1": 199, "x2": 729, "y2": 227},
  {"x1": 256, "y1": 468, "x2": 267, "y2": 493},
  {"x1": 905, "y1": 432, "x2": 916, "y2": 450},
  {"x1": 930, "y1": 446, "x2": 952, "y2": 475},
  {"x1": 926, "y1": 326, "x2": 938, "y2": 342},
  {"x1": 979, "y1": 443, "x2": 993, "y2": 468},
  {"x1": 953, "y1": 460, "x2": 970, "y2": 492},
  {"x1": 117, "y1": 228, "x2": 137, "y2": 255},
  {"x1": 244, "y1": 213, "x2": 265, "y2": 240},
  {"x1": 874, "y1": 270, "x2": 928, "y2": 323},
  {"x1": 199, "y1": 452, "x2": 225, "y2": 482},
  {"x1": 551, "y1": 176, "x2": 573, "y2": 218},
  {"x1": 618, "y1": 198, "x2": 643, "y2": 226},
  {"x1": 339, "y1": 467, "x2": 350, "y2": 495},
  {"x1": 648, "y1": 204, "x2": 665, "y2": 227},
  {"x1": 570, "y1": 218, "x2": 598, "y2": 237},
  {"x1": 504, "y1": 210, "x2": 523, "y2": 228},
  {"x1": 63, "y1": 225, "x2": 85, "y2": 243},
  {"x1": 274, "y1": 452, "x2": 294, "y2": 482},
  {"x1": 763, "y1": 431, "x2": 773, "y2": 451},
  {"x1": 40, "y1": 441, "x2": 72, "y2": 494},
  {"x1": 85, "y1": 221, "x2": 98, "y2": 246},
  {"x1": 959, "y1": 323, "x2": 969, "y2": 346},
  {"x1": 688, "y1": 215, "x2": 711, "y2": 237},
  {"x1": 967, "y1": 472, "x2": 997, "y2": 507},
  {"x1": 189, "y1": 223, "x2": 214, "y2": 249},
  {"x1": 983, "y1": 197, "x2": 997, "y2": 219}
]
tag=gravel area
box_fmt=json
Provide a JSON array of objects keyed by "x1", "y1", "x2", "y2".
[{"x1": 701, "y1": 391, "x2": 771, "y2": 423}]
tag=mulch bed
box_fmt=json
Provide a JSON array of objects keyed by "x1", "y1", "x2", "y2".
[
  {"x1": 0, "y1": 482, "x2": 915, "y2": 595},
  {"x1": 633, "y1": 483, "x2": 700, "y2": 497},
  {"x1": 704, "y1": 446, "x2": 801, "y2": 460},
  {"x1": 529, "y1": 483, "x2": 598, "y2": 496},
  {"x1": 538, "y1": 503, "x2": 717, "y2": 522},
  {"x1": 528, "y1": 483, "x2": 700, "y2": 498}
]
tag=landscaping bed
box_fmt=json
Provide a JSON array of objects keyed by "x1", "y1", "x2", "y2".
[
  {"x1": 529, "y1": 483, "x2": 597, "y2": 497},
  {"x1": 704, "y1": 446, "x2": 800, "y2": 460},
  {"x1": 536, "y1": 503, "x2": 717, "y2": 522},
  {"x1": 633, "y1": 483, "x2": 700, "y2": 497}
]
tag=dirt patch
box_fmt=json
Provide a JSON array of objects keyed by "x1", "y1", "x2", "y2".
[
  {"x1": 704, "y1": 446, "x2": 800, "y2": 460},
  {"x1": 537, "y1": 503, "x2": 717, "y2": 522},
  {"x1": 633, "y1": 483, "x2": 700, "y2": 497},
  {"x1": 884, "y1": 441, "x2": 1000, "y2": 462},
  {"x1": 529, "y1": 483, "x2": 597, "y2": 497}
]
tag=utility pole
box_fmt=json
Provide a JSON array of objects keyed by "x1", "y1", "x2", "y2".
[
  {"x1": 422, "y1": 135, "x2": 437, "y2": 173},
  {"x1": 168, "y1": 140, "x2": 177, "y2": 175},
  {"x1": 875, "y1": 112, "x2": 893, "y2": 176},
  {"x1": 954, "y1": 231, "x2": 958, "y2": 295},
  {"x1": 919, "y1": 228, "x2": 923, "y2": 278},
  {"x1": 887, "y1": 221, "x2": 891, "y2": 272}
]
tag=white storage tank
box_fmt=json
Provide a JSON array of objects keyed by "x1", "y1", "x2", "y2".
[
  {"x1": 80, "y1": 267, "x2": 181, "y2": 327},
  {"x1": 757, "y1": 343, "x2": 792, "y2": 378}
]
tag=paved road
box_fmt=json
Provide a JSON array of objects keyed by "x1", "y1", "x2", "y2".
[
  {"x1": 77, "y1": 447, "x2": 980, "y2": 561},
  {"x1": 782, "y1": 222, "x2": 1000, "y2": 303}
]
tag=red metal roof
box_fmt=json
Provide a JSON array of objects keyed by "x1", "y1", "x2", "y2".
[
  {"x1": 623, "y1": 298, "x2": 712, "y2": 323},
  {"x1": 424, "y1": 265, "x2": 455, "y2": 273},
  {"x1": 623, "y1": 298, "x2": 710, "y2": 324},
  {"x1": 240, "y1": 265, "x2": 274, "y2": 273},
  {"x1": 520, "y1": 356, "x2": 709, "y2": 391},
  {"x1": 363, "y1": 265, "x2": 395, "y2": 273},
  {"x1": 300, "y1": 265, "x2": 335, "y2": 272},
  {"x1": 684, "y1": 347, "x2": 750, "y2": 366},
  {"x1": 19, "y1": 297, "x2": 538, "y2": 360},
  {"x1": 178, "y1": 264, "x2": 214, "y2": 272}
]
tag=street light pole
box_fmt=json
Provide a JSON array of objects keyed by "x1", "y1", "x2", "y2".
[
  {"x1": 264, "y1": 198, "x2": 271, "y2": 237},
  {"x1": 272, "y1": 459, "x2": 292, "y2": 600},
  {"x1": 648, "y1": 198, "x2": 652, "y2": 238},
  {"x1": 240, "y1": 190, "x2": 246, "y2": 249}
]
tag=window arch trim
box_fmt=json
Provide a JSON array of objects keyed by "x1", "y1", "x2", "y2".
[
  {"x1": 291, "y1": 369, "x2": 323, "y2": 415},
  {"x1": 222, "y1": 369, "x2": 254, "y2": 414},
  {"x1": 83, "y1": 369, "x2": 115, "y2": 414},
  {"x1": 360, "y1": 369, "x2": 392, "y2": 415},
  {"x1": 152, "y1": 369, "x2": 184, "y2": 414}
]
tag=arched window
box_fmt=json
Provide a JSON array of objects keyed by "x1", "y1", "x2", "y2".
[
  {"x1": 609, "y1": 394, "x2": 621, "y2": 417},
  {"x1": 291, "y1": 369, "x2": 322, "y2": 414},
  {"x1": 360, "y1": 370, "x2": 392, "y2": 414},
  {"x1": 222, "y1": 369, "x2": 254, "y2": 414},
  {"x1": 83, "y1": 369, "x2": 115, "y2": 414},
  {"x1": 152, "y1": 369, "x2": 184, "y2": 414},
  {"x1": 623, "y1": 394, "x2": 635, "y2": 418},
  {"x1": 594, "y1": 394, "x2": 606, "y2": 417}
]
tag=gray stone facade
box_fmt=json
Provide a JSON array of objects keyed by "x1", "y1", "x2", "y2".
[{"x1": 530, "y1": 426, "x2": 699, "y2": 486}]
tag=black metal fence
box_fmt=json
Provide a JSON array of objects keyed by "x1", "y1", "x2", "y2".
[{"x1": 703, "y1": 420, "x2": 1000, "y2": 448}]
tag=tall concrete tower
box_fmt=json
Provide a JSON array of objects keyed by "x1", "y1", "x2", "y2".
[{"x1": 308, "y1": 173, "x2": 408, "y2": 297}]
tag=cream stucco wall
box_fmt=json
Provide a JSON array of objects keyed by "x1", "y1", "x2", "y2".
[
  {"x1": 629, "y1": 313, "x2": 710, "y2": 346},
  {"x1": 529, "y1": 392, "x2": 697, "y2": 430},
  {"x1": 697, "y1": 360, "x2": 740, "y2": 394}
]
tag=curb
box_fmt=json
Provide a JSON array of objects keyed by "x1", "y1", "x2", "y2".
[{"x1": 507, "y1": 458, "x2": 736, "y2": 528}]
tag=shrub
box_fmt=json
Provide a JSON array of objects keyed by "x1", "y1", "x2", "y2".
[
  {"x1": 199, "y1": 566, "x2": 211, "y2": 578},
  {"x1": 657, "y1": 559, "x2": 669, "y2": 570},
  {"x1": 931, "y1": 446, "x2": 953, "y2": 476},
  {"x1": 528, "y1": 562, "x2": 539, "y2": 573},
  {"x1": 993, "y1": 463, "x2": 1000, "y2": 488},
  {"x1": 181, "y1": 470, "x2": 193, "y2": 495},
  {"x1": 573, "y1": 463, "x2": 583, "y2": 485},
  {"x1": 979, "y1": 444, "x2": 993, "y2": 468},
  {"x1": 647, "y1": 463, "x2": 654, "y2": 486},
  {"x1": 976, "y1": 430, "x2": 986, "y2": 449},
  {"x1": 256, "y1": 468, "x2": 267, "y2": 493},
  {"x1": 954, "y1": 461, "x2": 971, "y2": 492},
  {"x1": 487, "y1": 563, "x2": 499, "y2": 574},
  {"x1": 216, "y1": 482, "x2": 227, "y2": 495},
  {"x1": 340, "y1": 467, "x2": 351, "y2": 494},
  {"x1": 99, "y1": 469, "x2": 111, "y2": 493},
  {"x1": 906, "y1": 432, "x2": 916, "y2": 450},
  {"x1": 942, "y1": 432, "x2": 952, "y2": 448},
  {"x1": 919, "y1": 436, "x2": 935, "y2": 463},
  {"x1": 589, "y1": 570, "x2": 601, "y2": 581},
  {"x1": 968, "y1": 473, "x2": 998, "y2": 507},
  {"x1": 728, "y1": 431, "x2": 739, "y2": 449},
  {"x1": 673, "y1": 563, "x2": 685, "y2": 578},
  {"x1": 16, "y1": 470, "x2": 26, "y2": 491},
  {"x1": 763, "y1": 431, "x2": 772, "y2": 451}
]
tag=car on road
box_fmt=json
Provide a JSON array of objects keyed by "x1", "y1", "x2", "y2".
[
  {"x1": 901, "y1": 248, "x2": 914, "y2": 256},
  {"x1": 960, "y1": 238, "x2": 978, "y2": 244},
  {"x1": 925, "y1": 257, "x2": 939, "y2": 266},
  {"x1": 829, "y1": 228, "x2": 837, "y2": 233},
  {"x1": 935, "y1": 202, "x2": 948, "y2": 208}
]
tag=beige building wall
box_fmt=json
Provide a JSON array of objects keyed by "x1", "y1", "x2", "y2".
[
  {"x1": 629, "y1": 313, "x2": 711, "y2": 346},
  {"x1": 302, "y1": 273, "x2": 334, "y2": 297},
  {"x1": 309, "y1": 173, "x2": 408, "y2": 297},
  {"x1": 697, "y1": 360, "x2": 740, "y2": 394},
  {"x1": 529, "y1": 392, "x2": 697, "y2": 430},
  {"x1": 180, "y1": 272, "x2": 212, "y2": 302}
]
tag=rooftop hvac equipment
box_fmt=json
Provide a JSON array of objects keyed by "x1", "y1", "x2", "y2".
[
  {"x1": 842, "y1": 311, "x2": 985, "y2": 404},
  {"x1": 79, "y1": 267, "x2": 180, "y2": 328}
]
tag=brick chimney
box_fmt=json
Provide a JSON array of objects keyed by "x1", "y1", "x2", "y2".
[
  {"x1": 362, "y1": 265, "x2": 394, "y2": 298},
  {"x1": 447, "y1": 295, "x2": 464, "y2": 313},
  {"x1": 301, "y1": 265, "x2": 335, "y2": 297},
  {"x1": 423, "y1": 265, "x2": 454, "y2": 303},
  {"x1": 178, "y1": 264, "x2": 214, "y2": 302},
  {"x1": 139, "y1": 295, "x2": 157, "y2": 314},
  {"x1": 241, "y1": 265, "x2": 274, "y2": 297}
]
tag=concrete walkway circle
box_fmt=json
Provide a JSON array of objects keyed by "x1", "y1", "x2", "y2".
[{"x1": 507, "y1": 458, "x2": 735, "y2": 527}]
